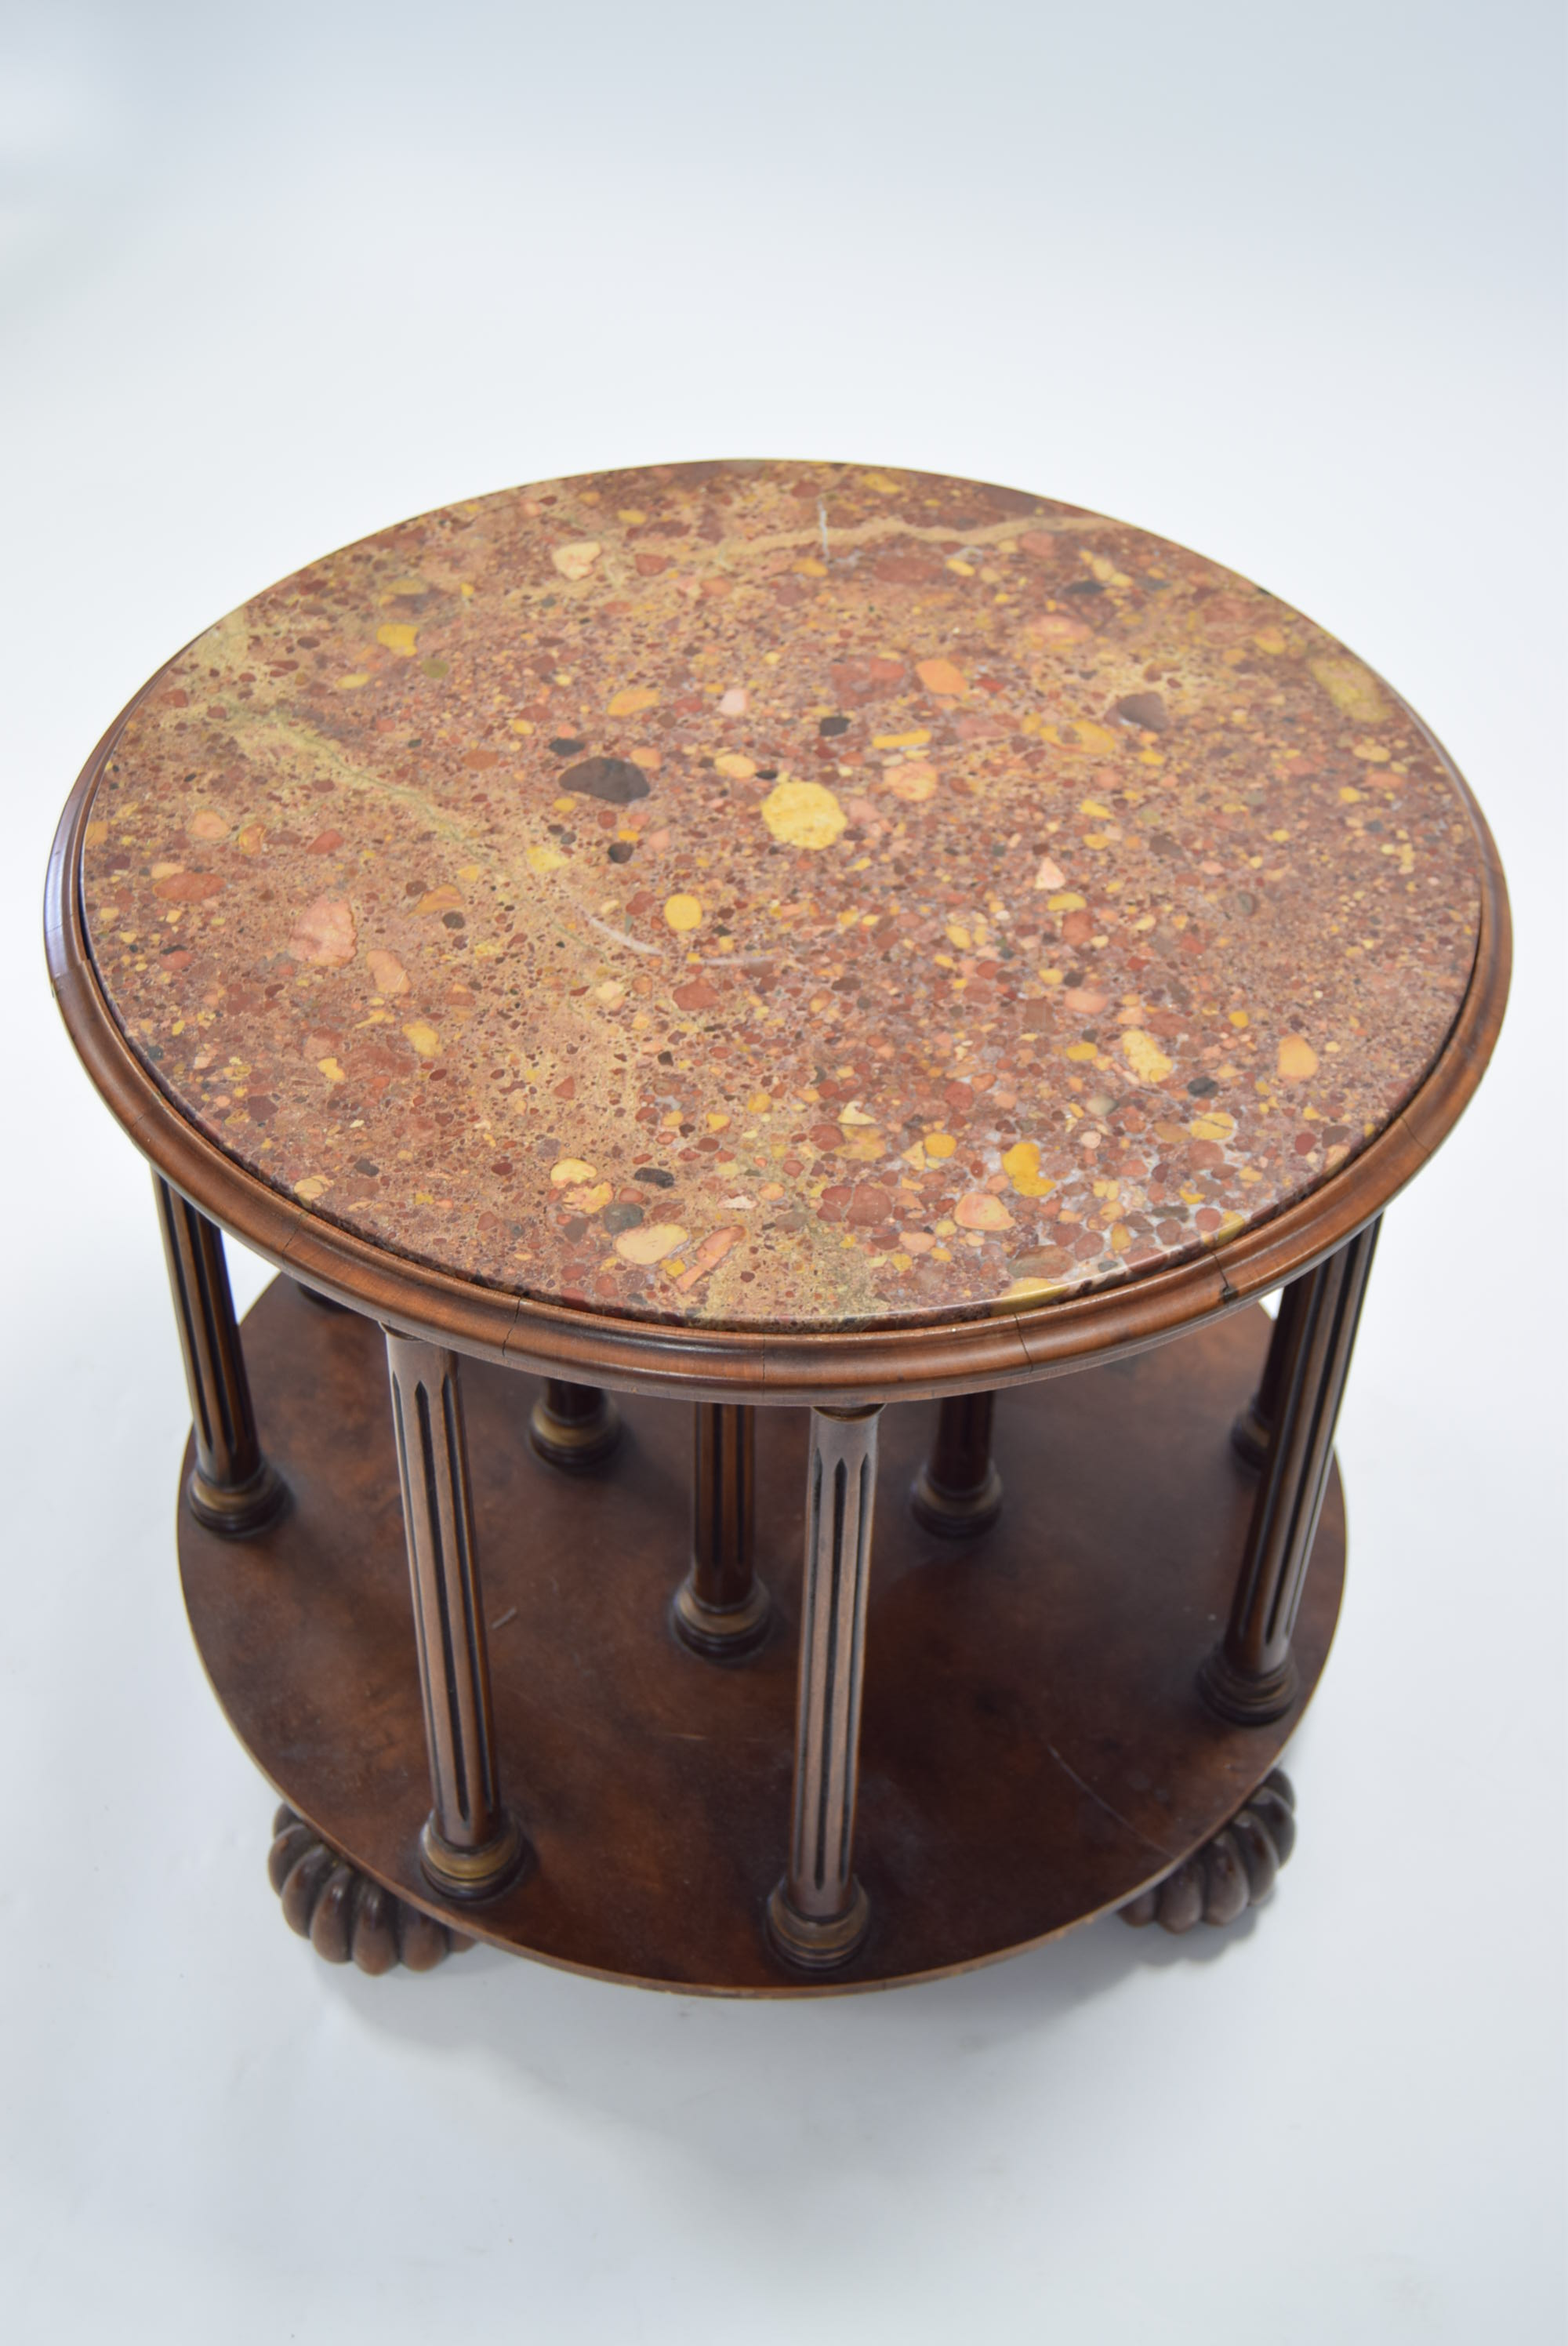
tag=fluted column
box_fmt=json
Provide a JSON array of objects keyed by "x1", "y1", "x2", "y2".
[
  {"x1": 528, "y1": 1376, "x2": 620, "y2": 1470},
  {"x1": 1230, "y1": 1276, "x2": 1309, "y2": 1469},
  {"x1": 673, "y1": 1404, "x2": 771, "y2": 1658},
  {"x1": 911, "y1": 1389, "x2": 1003, "y2": 1534},
  {"x1": 767, "y1": 1404, "x2": 881, "y2": 1970},
  {"x1": 384, "y1": 1331, "x2": 529, "y2": 1900},
  {"x1": 1201, "y1": 1221, "x2": 1381, "y2": 1724},
  {"x1": 155, "y1": 1174, "x2": 285, "y2": 1536}
]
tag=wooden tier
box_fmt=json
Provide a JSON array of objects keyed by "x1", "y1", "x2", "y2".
[{"x1": 180, "y1": 1279, "x2": 1343, "y2": 1995}]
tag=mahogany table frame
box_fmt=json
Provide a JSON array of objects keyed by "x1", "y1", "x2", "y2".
[{"x1": 46, "y1": 659, "x2": 1510, "y2": 1988}]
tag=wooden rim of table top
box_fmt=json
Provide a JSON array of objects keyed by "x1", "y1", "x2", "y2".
[{"x1": 46, "y1": 655, "x2": 1511, "y2": 1406}]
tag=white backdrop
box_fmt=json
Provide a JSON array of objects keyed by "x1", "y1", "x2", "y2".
[{"x1": 2, "y1": 5, "x2": 1563, "y2": 2340}]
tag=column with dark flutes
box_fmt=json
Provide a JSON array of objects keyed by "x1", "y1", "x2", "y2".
[
  {"x1": 385, "y1": 1331, "x2": 529, "y2": 1900},
  {"x1": 767, "y1": 1404, "x2": 881, "y2": 1970},
  {"x1": 674, "y1": 1404, "x2": 771, "y2": 1657},
  {"x1": 1201, "y1": 1220, "x2": 1381, "y2": 1725},
  {"x1": 155, "y1": 1174, "x2": 285, "y2": 1536}
]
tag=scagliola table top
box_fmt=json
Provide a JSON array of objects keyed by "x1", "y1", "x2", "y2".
[{"x1": 78, "y1": 460, "x2": 1484, "y2": 1334}]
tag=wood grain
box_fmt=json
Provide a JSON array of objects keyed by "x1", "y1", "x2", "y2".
[{"x1": 179, "y1": 1277, "x2": 1345, "y2": 1994}]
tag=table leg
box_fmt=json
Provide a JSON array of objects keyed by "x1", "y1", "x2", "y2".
[
  {"x1": 673, "y1": 1404, "x2": 771, "y2": 1658},
  {"x1": 1230, "y1": 1276, "x2": 1308, "y2": 1469},
  {"x1": 1200, "y1": 1220, "x2": 1381, "y2": 1724},
  {"x1": 911, "y1": 1390, "x2": 1003, "y2": 1535},
  {"x1": 528, "y1": 1377, "x2": 621, "y2": 1469},
  {"x1": 767, "y1": 1404, "x2": 880, "y2": 1970},
  {"x1": 154, "y1": 1174, "x2": 285, "y2": 1536},
  {"x1": 384, "y1": 1331, "x2": 530, "y2": 1900}
]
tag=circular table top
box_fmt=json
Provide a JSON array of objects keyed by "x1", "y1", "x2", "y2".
[{"x1": 76, "y1": 460, "x2": 1489, "y2": 1343}]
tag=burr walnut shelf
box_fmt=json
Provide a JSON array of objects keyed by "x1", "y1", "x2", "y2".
[
  {"x1": 187, "y1": 1280, "x2": 1338, "y2": 1991},
  {"x1": 45, "y1": 460, "x2": 1508, "y2": 1996}
]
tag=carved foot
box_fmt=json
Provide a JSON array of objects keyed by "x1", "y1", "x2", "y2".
[
  {"x1": 1120, "y1": 1770, "x2": 1297, "y2": 1934},
  {"x1": 267, "y1": 1806, "x2": 474, "y2": 1973}
]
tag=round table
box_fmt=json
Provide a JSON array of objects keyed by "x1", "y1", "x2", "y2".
[{"x1": 45, "y1": 460, "x2": 1508, "y2": 1991}]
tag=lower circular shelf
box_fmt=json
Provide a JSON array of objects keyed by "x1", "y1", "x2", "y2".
[{"x1": 180, "y1": 1279, "x2": 1344, "y2": 1996}]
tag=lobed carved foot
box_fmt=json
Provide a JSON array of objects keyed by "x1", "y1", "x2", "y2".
[
  {"x1": 1120, "y1": 1770, "x2": 1297, "y2": 1934},
  {"x1": 267, "y1": 1805, "x2": 474, "y2": 1973}
]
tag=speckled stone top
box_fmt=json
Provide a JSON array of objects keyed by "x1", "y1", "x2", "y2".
[{"x1": 82, "y1": 461, "x2": 1482, "y2": 1332}]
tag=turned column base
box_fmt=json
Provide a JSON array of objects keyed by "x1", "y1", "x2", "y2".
[
  {"x1": 1120, "y1": 1772, "x2": 1297, "y2": 1932},
  {"x1": 186, "y1": 1457, "x2": 288, "y2": 1538},
  {"x1": 1229, "y1": 1398, "x2": 1270, "y2": 1471},
  {"x1": 671, "y1": 1573, "x2": 771, "y2": 1660},
  {"x1": 765, "y1": 1877, "x2": 871, "y2": 1972},
  {"x1": 910, "y1": 1458, "x2": 1004, "y2": 1537},
  {"x1": 528, "y1": 1388, "x2": 622, "y2": 1471},
  {"x1": 1198, "y1": 1643, "x2": 1301, "y2": 1726},
  {"x1": 269, "y1": 1806, "x2": 474, "y2": 1972},
  {"x1": 419, "y1": 1809, "x2": 532, "y2": 1903}
]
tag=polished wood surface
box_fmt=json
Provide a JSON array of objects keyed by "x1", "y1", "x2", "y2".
[
  {"x1": 47, "y1": 677, "x2": 1509, "y2": 1404},
  {"x1": 180, "y1": 1278, "x2": 1344, "y2": 1993}
]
